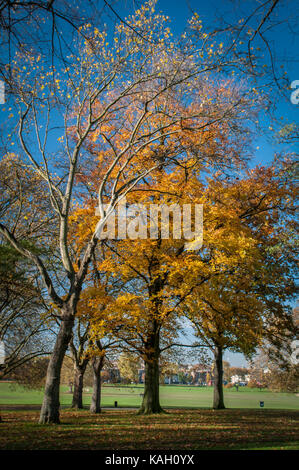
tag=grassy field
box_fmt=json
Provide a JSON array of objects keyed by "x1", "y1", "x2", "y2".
[
  {"x1": 0, "y1": 408, "x2": 298, "y2": 450},
  {"x1": 0, "y1": 382, "x2": 298, "y2": 410},
  {"x1": 1, "y1": 383, "x2": 298, "y2": 450}
]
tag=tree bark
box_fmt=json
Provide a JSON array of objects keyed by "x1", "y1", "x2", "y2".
[
  {"x1": 90, "y1": 356, "x2": 104, "y2": 413},
  {"x1": 69, "y1": 322, "x2": 90, "y2": 409},
  {"x1": 213, "y1": 344, "x2": 225, "y2": 410},
  {"x1": 71, "y1": 365, "x2": 85, "y2": 409},
  {"x1": 138, "y1": 327, "x2": 163, "y2": 414},
  {"x1": 39, "y1": 314, "x2": 74, "y2": 424}
]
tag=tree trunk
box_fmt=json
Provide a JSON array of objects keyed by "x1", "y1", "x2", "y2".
[
  {"x1": 213, "y1": 344, "x2": 225, "y2": 410},
  {"x1": 90, "y1": 356, "x2": 104, "y2": 413},
  {"x1": 138, "y1": 328, "x2": 163, "y2": 414},
  {"x1": 71, "y1": 365, "x2": 85, "y2": 409},
  {"x1": 39, "y1": 314, "x2": 74, "y2": 424}
]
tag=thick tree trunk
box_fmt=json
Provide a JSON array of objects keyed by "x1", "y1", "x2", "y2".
[
  {"x1": 213, "y1": 344, "x2": 225, "y2": 410},
  {"x1": 71, "y1": 366, "x2": 85, "y2": 409},
  {"x1": 90, "y1": 356, "x2": 104, "y2": 414},
  {"x1": 138, "y1": 328, "x2": 163, "y2": 414},
  {"x1": 39, "y1": 314, "x2": 74, "y2": 424}
]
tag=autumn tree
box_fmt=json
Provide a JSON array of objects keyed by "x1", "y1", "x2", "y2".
[
  {"x1": 66, "y1": 41, "x2": 267, "y2": 410},
  {"x1": 248, "y1": 355, "x2": 270, "y2": 390},
  {"x1": 0, "y1": 243, "x2": 51, "y2": 378},
  {"x1": 2, "y1": 3, "x2": 239, "y2": 423},
  {"x1": 0, "y1": 155, "x2": 55, "y2": 378},
  {"x1": 185, "y1": 159, "x2": 298, "y2": 409},
  {"x1": 87, "y1": 336, "x2": 121, "y2": 414},
  {"x1": 118, "y1": 352, "x2": 140, "y2": 384},
  {"x1": 60, "y1": 355, "x2": 75, "y2": 392},
  {"x1": 159, "y1": 361, "x2": 179, "y2": 385},
  {"x1": 10, "y1": 356, "x2": 49, "y2": 389},
  {"x1": 79, "y1": 159, "x2": 251, "y2": 413},
  {"x1": 0, "y1": 0, "x2": 117, "y2": 95},
  {"x1": 223, "y1": 361, "x2": 231, "y2": 383},
  {"x1": 72, "y1": 276, "x2": 122, "y2": 413},
  {"x1": 186, "y1": 276, "x2": 264, "y2": 408},
  {"x1": 262, "y1": 365, "x2": 299, "y2": 393},
  {"x1": 251, "y1": 306, "x2": 299, "y2": 393}
]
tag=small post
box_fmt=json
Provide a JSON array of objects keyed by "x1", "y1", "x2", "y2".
[{"x1": 114, "y1": 401, "x2": 118, "y2": 408}]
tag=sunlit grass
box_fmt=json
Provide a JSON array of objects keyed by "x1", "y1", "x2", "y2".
[{"x1": 1, "y1": 382, "x2": 298, "y2": 409}]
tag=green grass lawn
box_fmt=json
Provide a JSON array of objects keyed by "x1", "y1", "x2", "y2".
[
  {"x1": 0, "y1": 408, "x2": 298, "y2": 450},
  {"x1": 0, "y1": 382, "x2": 298, "y2": 410}
]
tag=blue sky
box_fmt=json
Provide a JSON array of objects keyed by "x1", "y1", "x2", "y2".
[
  {"x1": 1, "y1": 0, "x2": 298, "y2": 162},
  {"x1": 142, "y1": 0, "x2": 298, "y2": 165}
]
